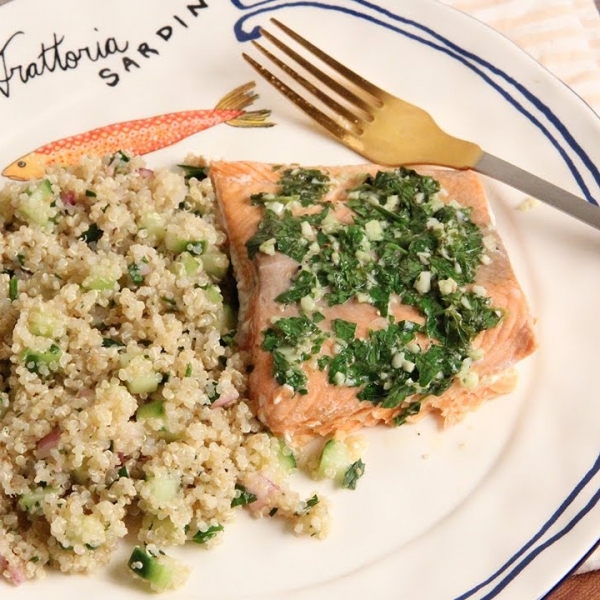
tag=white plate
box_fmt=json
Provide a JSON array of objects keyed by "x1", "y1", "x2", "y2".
[{"x1": 2, "y1": 1, "x2": 600, "y2": 598}]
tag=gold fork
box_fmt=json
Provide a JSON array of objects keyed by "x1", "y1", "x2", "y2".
[{"x1": 243, "y1": 19, "x2": 600, "y2": 231}]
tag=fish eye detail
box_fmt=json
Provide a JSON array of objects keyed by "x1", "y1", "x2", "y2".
[{"x1": 17, "y1": 160, "x2": 27, "y2": 168}]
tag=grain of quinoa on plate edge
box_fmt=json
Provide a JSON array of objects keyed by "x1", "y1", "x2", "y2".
[{"x1": 0, "y1": 152, "x2": 331, "y2": 593}]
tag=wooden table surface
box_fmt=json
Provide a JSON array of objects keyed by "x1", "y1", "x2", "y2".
[{"x1": 548, "y1": 570, "x2": 600, "y2": 600}]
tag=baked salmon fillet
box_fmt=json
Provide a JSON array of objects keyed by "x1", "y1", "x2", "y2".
[{"x1": 209, "y1": 161, "x2": 536, "y2": 445}]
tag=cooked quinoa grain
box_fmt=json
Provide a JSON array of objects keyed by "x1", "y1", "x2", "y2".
[{"x1": 0, "y1": 153, "x2": 330, "y2": 592}]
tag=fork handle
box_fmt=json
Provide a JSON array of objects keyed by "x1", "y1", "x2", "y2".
[{"x1": 473, "y1": 152, "x2": 600, "y2": 231}]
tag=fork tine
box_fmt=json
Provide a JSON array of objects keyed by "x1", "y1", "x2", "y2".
[
  {"x1": 259, "y1": 26, "x2": 379, "y2": 117},
  {"x1": 250, "y1": 39, "x2": 365, "y2": 131},
  {"x1": 242, "y1": 52, "x2": 359, "y2": 142},
  {"x1": 270, "y1": 19, "x2": 385, "y2": 106}
]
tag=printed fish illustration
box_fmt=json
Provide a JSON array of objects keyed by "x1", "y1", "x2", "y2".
[{"x1": 2, "y1": 82, "x2": 273, "y2": 181}]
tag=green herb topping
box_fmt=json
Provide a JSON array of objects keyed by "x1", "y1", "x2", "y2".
[
  {"x1": 251, "y1": 167, "x2": 331, "y2": 208},
  {"x1": 262, "y1": 316, "x2": 329, "y2": 395},
  {"x1": 249, "y1": 167, "x2": 502, "y2": 418}
]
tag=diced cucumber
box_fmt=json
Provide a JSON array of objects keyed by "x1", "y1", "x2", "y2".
[
  {"x1": 118, "y1": 351, "x2": 140, "y2": 368},
  {"x1": 219, "y1": 304, "x2": 236, "y2": 335},
  {"x1": 141, "y1": 514, "x2": 179, "y2": 540},
  {"x1": 81, "y1": 259, "x2": 123, "y2": 292},
  {"x1": 139, "y1": 212, "x2": 166, "y2": 246},
  {"x1": 164, "y1": 231, "x2": 206, "y2": 255},
  {"x1": 18, "y1": 486, "x2": 57, "y2": 515},
  {"x1": 177, "y1": 252, "x2": 200, "y2": 277},
  {"x1": 22, "y1": 344, "x2": 62, "y2": 375},
  {"x1": 127, "y1": 546, "x2": 189, "y2": 593},
  {"x1": 126, "y1": 371, "x2": 162, "y2": 395},
  {"x1": 136, "y1": 399, "x2": 166, "y2": 421},
  {"x1": 276, "y1": 438, "x2": 297, "y2": 472},
  {"x1": 203, "y1": 285, "x2": 223, "y2": 304},
  {"x1": 136, "y1": 400, "x2": 178, "y2": 441},
  {"x1": 201, "y1": 250, "x2": 229, "y2": 281},
  {"x1": 17, "y1": 179, "x2": 56, "y2": 226},
  {"x1": 0, "y1": 393, "x2": 8, "y2": 418},
  {"x1": 81, "y1": 271, "x2": 118, "y2": 291},
  {"x1": 145, "y1": 474, "x2": 180, "y2": 503},
  {"x1": 316, "y1": 439, "x2": 353, "y2": 484},
  {"x1": 120, "y1": 354, "x2": 162, "y2": 395},
  {"x1": 27, "y1": 306, "x2": 65, "y2": 338}
]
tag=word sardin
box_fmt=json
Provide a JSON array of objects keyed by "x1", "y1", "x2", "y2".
[{"x1": 99, "y1": 1, "x2": 208, "y2": 87}]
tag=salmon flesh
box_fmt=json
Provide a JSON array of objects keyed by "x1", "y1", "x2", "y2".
[{"x1": 209, "y1": 161, "x2": 536, "y2": 445}]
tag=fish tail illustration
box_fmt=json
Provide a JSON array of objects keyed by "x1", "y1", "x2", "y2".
[{"x1": 217, "y1": 81, "x2": 275, "y2": 128}]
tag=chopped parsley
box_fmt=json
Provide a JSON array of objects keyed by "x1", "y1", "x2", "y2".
[
  {"x1": 102, "y1": 338, "x2": 125, "y2": 348},
  {"x1": 161, "y1": 296, "x2": 177, "y2": 311},
  {"x1": 247, "y1": 208, "x2": 328, "y2": 263},
  {"x1": 328, "y1": 320, "x2": 463, "y2": 407},
  {"x1": 8, "y1": 275, "x2": 18, "y2": 301},
  {"x1": 230, "y1": 483, "x2": 257, "y2": 507},
  {"x1": 127, "y1": 263, "x2": 144, "y2": 287},
  {"x1": 305, "y1": 494, "x2": 319, "y2": 508},
  {"x1": 331, "y1": 318, "x2": 356, "y2": 344},
  {"x1": 177, "y1": 164, "x2": 208, "y2": 181},
  {"x1": 251, "y1": 167, "x2": 330, "y2": 208},
  {"x1": 107, "y1": 150, "x2": 130, "y2": 170},
  {"x1": 342, "y1": 459, "x2": 366, "y2": 490},
  {"x1": 301, "y1": 494, "x2": 320, "y2": 513},
  {"x1": 112, "y1": 150, "x2": 130, "y2": 163},
  {"x1": 190, "y1": 524, "x2": 223, "y2": 544},
  {"x1": 80, "y1": 223, "x2": 104, "y2": 245},
  {"x1": 262, "y1": 316, "x2": 329, "y2": 394},
  {"x1": 250, "y1": 167, "x2": 503, "y2": 418}
]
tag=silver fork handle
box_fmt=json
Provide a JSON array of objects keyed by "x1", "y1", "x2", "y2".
[{"x1": 474, "y1": 152, "x2": 600, "y2": 231}]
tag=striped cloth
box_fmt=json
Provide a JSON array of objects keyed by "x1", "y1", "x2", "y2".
[
  {"x1": 441, "y1": 0, "x2": 600, "y2": 113},
  {"x1": 443, "y1": 0, "x2": 600, "y2": 573}
]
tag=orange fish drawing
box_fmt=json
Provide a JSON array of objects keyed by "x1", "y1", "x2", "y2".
[{"x1": 2, "y1": 82, "x2": 273, "y2": 181}]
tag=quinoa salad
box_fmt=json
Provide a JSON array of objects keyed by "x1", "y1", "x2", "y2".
[{"x1": 0, "y1": 153, "x2": 340, "y2": 592}]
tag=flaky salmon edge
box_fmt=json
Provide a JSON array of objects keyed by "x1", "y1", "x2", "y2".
[{"x1": 208, "y1": 160, "x2": 537, "y2": 447}]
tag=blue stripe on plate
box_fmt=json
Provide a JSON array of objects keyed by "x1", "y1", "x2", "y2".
[
  {"x1": 456, "y1": 451, "x2": 600, "y2": 599},
  {"x1": 232, "y1": 1, "x2": 600, "y2": 597}
]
